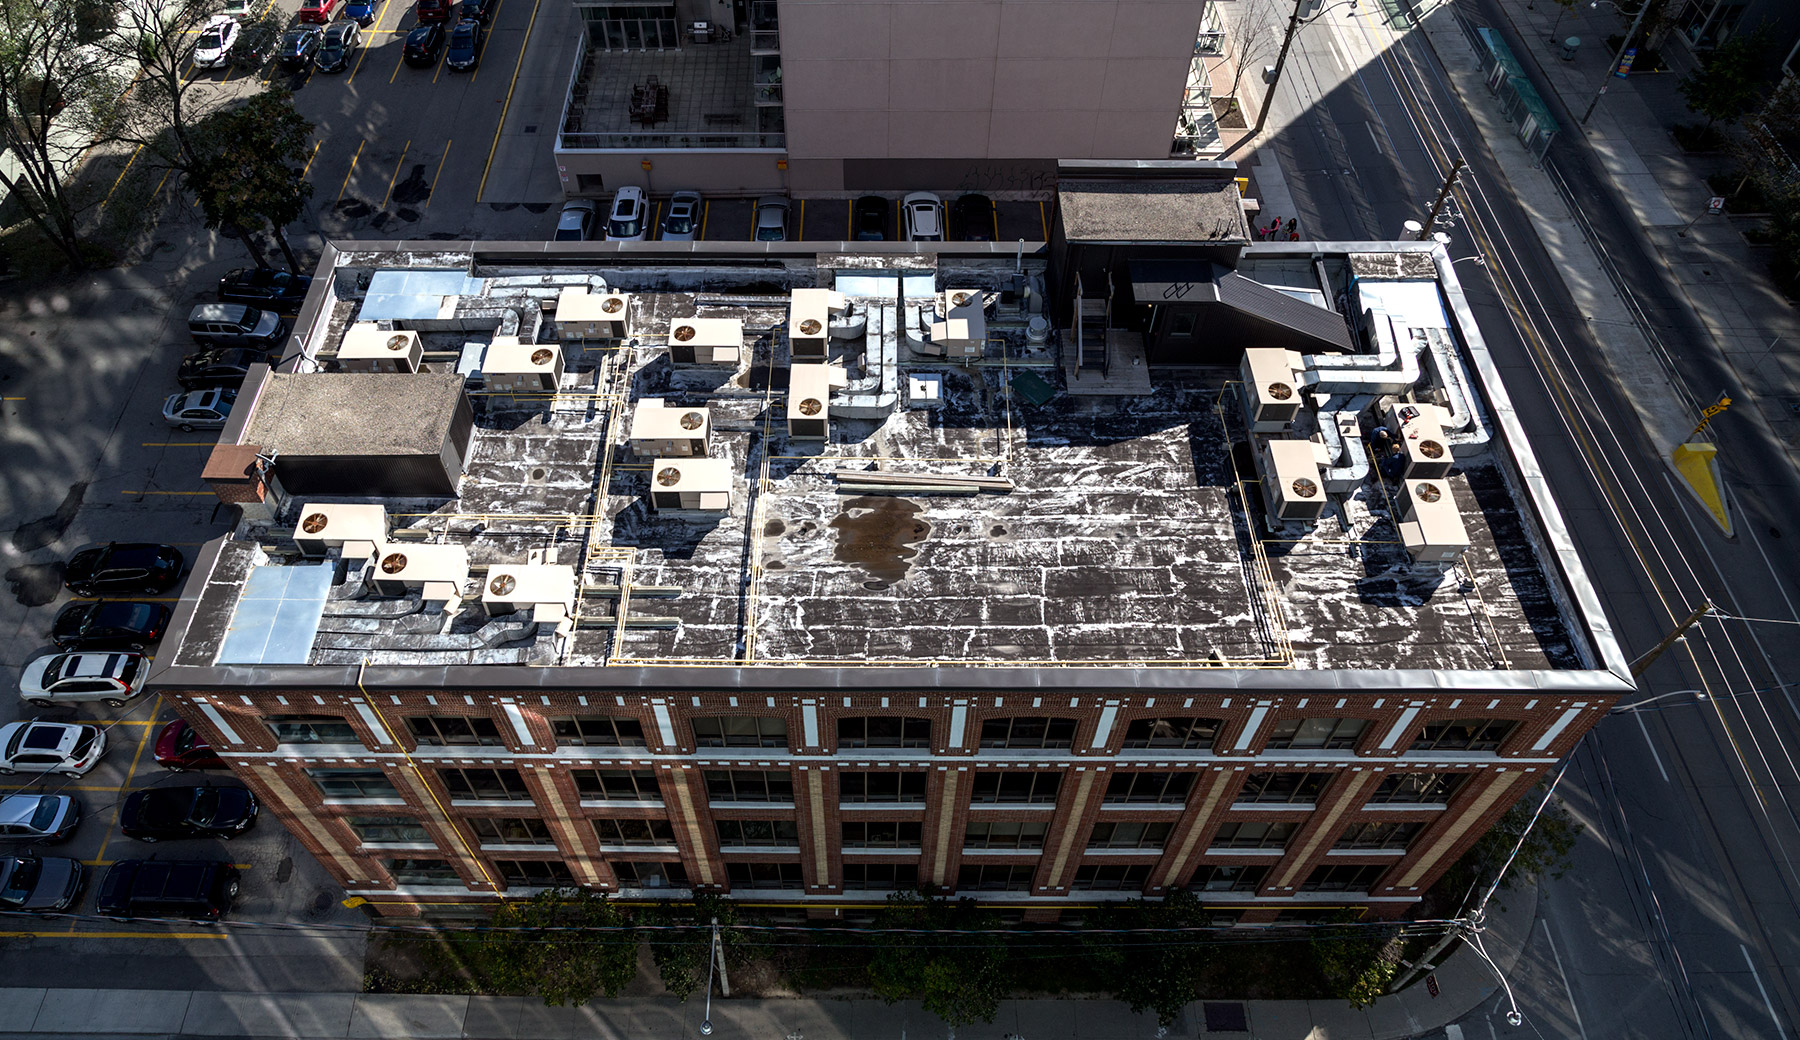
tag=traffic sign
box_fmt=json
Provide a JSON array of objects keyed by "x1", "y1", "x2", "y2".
[
  {"x1": 1709, "y1": 196, "x2": 1726, "y2": 214},
  {"x1": 1426, "y1": 973, "x2": 1440, "y2": 997}
]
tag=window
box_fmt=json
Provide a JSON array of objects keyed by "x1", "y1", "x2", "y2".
[
  {"x1": 583, "y1": 2, "x2": 680, "y2": 51},
  {"x1": 1072, "y1": 864, "x2": 1151, "y2": 890},
  {"x1": 1368, "y1": 772, "x2": 1468, "y2": 804},
  {"x1": 1236, "y1": 772, "x2": 1330, "y2": 804},
  {"x1": 841, "y1": 821, "x2": 922, "y2": 849},
  {"x1": 1411, "y1": 718, "x2": 1519, "y2": 752},
  {"x1": 691, "y1": 716, "x2": 788, "y2": 748},
  {"x1": 439, "y1": 767, "x2": 532, "y2": 801},
  {"x1": 1189, "y1": 864, "x2": 1268, "y2": 892},
  {"x1": 715, "y1": 820, "x2": 800, "y2": 847},
  {"x1": 1301, "y1": 863, "x2": 1388, "y2": 892},
  {"x1": 1121, "y1": 717, "x2": 1222, "y2": 749},
  {"x1": 612, "y1": 860, "x2": 688, "y2": 887},
  {"x1": 969, "y1": 771, "x2": 1062, "y2": 804},
  {"x1": 705, "y1": 770, "x2": 793, "y2": 803},
  {"x1": 497, "y1": 860, "x2": 575, "y2": 886},
  {"x1": 836, "y1": 716, "x2": 930, "y2": 748},
  {"x1": 1087, "y1": 821, "x2": 1172, "y2": 850},
  {"x1": 345, "y1": 816, "x2": 429, "y2": 843},
  {"x1": 841, "y1": 772, "x2": 927, "y2": 803},
  {"x1": 843, "y1": 863, "x2": 919, "y2": 890},
  {"x1": 1333, "y1": 821, "x2": 1424, "y2": 851},
  {"x1": 1209, "y1": 821, "x2": 1297, "y2": 850},
  {"x1": 1265, "y1": 717, "x2": 1368, "y2": 750},
  {"x1": 268, "y1": 715, "x2": 359, "y2": 744},
  {"x1": 470, "y1": 818, "x2": 556, "y2": 845},
  {"x1": 979, "y1": 717, "x2": 1077, "y2": 749},
  {"x1": 593, "y1": 818, "x2": 678, "y2": 846},
  {"x1": 573, "y1": 769, "x2": 662, "y2": 802},
  {"x1": 406, "y1": 715, "x2": 504, "y2": 746},
  {"x1": 1104, "y1": 772, "x2": 1193, "y2": 804},
  {"x1": 385, "y1": 858, "x2": 461, "y2": 885},
  {"x1": 727, "y1": 861, "x2": 804, "y2": 888},
  {"x1": 963, "y1": 821, "x2": 1047, "y2": 849},
  {"x1": 958, "y1": 864, "x2": 1035, "y2": 890},
  {"x1": 307, "y1": 768, "x2": 399, "y2": 800},
  {"x1": 552, "y1": 716, "x2": 646, "y2": 746}
]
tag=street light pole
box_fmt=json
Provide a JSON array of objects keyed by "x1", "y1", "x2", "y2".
[
  {"x1": 1219, "y1": 0, "x2": 1358, "y2": 160},
  {"x1": 1580, "y1": 0, "x2": 1652, "y2": 125}
]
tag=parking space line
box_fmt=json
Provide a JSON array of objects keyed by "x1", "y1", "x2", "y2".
[
  {"x1": 796, "y1": 199, "x2": 804, "y2": 241},
  {"x1": 992, "y1": 208, "x2": 1000, "y2": 241},
  {"x1": 381, "y1": 140, "x2": 412, "y2": 209},
  {"x1": 300, "y1": 140, "x2": 322, "y2": 181},
  {"x1": 699, "y1": 200, "x2": 710, "y2": 240},
  {"x1": 99, "y1": 144, "x2": 147, "y2": 210},
  {"x1": 846, "y1": 199, "x2": 852, "y2": 240},
  {"x1": 336, "y1": 140, "x2": 366, "y2": 203},
  {"x1": 1039, "y1": 201, "x2": 1048, "y2": 240},
  {"x1": 91, "y1": 696, "x2": 160, "y2": 871},
  {"x1": 477, "y1": 0, "x2": 543, "y2": 203},
  {"x1": 650, "y1": 200, "x2": 662, "y2": 239},
  {"x1": 426, "y1": 141, "x2": 452, "y2": 207}
]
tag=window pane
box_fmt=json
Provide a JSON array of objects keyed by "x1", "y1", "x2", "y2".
[
  {"x1": 1237, "y1": 772, "x2": 1328, "y2": 804},
  {"x1": 471, "y1": 817, "x2": 555, "y2": 844},
  {"x1": 705, "y1": 770, "x2": 793, "y2": 802},
  {"x1": 612, "y1": 860, "x2": 688, "y2": 887},
  {"x1": 385, "y1": 858, "x2": 460, "y2": 885},
  {"x1": 440, "y1": 768, "x2": 529, "y2": 800},
  {"x1": 1412, "y1": 718, "x2": 1518, "y2": 752},
  {"x1": 308, "y1": 768, "x2": 398, "y2": 799},
  {"x1": 726, "y1": 861, "x2": 804, "y2": 888},
  {"x1": 346, "y1": 816, "x2": 428, "y2": 842},
  {"x1": 1189, "y1": 864, "x2": 1268, "y2": 892},
  {"x1": 716, "y1": 820, "x2": 800, "y2": 847},
  {"x1": 1267, "y1": 717, "x2": 1367, "y2": 750},
  {"x1": 496, "y1": 860, "x2": 574, "y2": 886},
  {"x1": 1103, "y1": 772, "x2": 1193, "y2": 804},
  {"x1": 980, "y1": 717, "x2": 1077, "y2": 749},
  {"x1": 957, "y1": 864, "x2": 1035, "y2": 890},
  {"x1": 838, "y1": 717, "x2": 931, "y2": 748},
  {"x1": 694, "y1": 716, "x2": 788, "y2": 748},
  {"x1": 841, "y1": 771, "x2": 926, "y2": 803},
  {"x1": 1368, "y1": 772, "x2": 1467, "y2": 804},
  {"x1": 843, "y1": 863, "x2": 919, "y2": 890},
  {"x1": 573, "y1": 770, "x2": 661, "y2": 801},
  {"x1": 1072, "y1": 864, "x2": 1150, "y2": 890},
  {"x1": 270, "y1": 716, "x2": 359, "y2": 744},
  {"x1": 1121, "y1": 717, "x2": 1222, "y2": 749},
  {"x1": 552, "y1": 716, "x2": 646, "y2": 746}
]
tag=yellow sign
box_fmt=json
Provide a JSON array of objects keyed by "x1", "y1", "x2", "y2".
[{"x1": 341, "y1": 896, "x2": 368, "y2": 909}]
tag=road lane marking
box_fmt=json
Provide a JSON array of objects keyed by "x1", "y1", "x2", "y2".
[
  {"x1": 476, "y1": 0, "x2": 543, "y2": 203},
  {"x1": 300, "y1": 139, "x2": 322, "y2": 181},
  {"x1": 1743, "y1": 944, "x2": 1785, "y2": 1035},
  {"x1": 381, "y1": 140, "x2": 412, "y2": 209},
  {"x1": 336, "y1": 140, "x2": 366, "y2": 202},
  {"x1": 1540, "y1": 920, "x2": 1588, "y2": 1040},
  {"x1": 426, "y1": 140, "x2": 452, "y2": 207}
]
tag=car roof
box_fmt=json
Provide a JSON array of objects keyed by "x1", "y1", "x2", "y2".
[
  {"x1": 0, "y1": 795, "x2": 61, "y2": 827},
  {"x1": 52, "y1": 652, "x2": 129, "y2": 678},
  {"x1": 324, "y1": 21, "x2": 354, "y2": 37},
  {"x1": 21, "y1": 723, "x2": 74, "y2": 751}
]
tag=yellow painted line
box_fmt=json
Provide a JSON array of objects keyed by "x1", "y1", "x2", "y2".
[
  {"x1": 387, "y1": 43, "x2": 407, "y2": 84},
  {"x1": 1038, "y1": 201, "x2": 1048, "y2": 240},
  {"x1": 699, "y1": 200, "x2": 710, "y2": 240},
  {"x1": 426, "y1": 140, "x2": 452, "y2": 208},
  {"x1": 346, "y1": 1, "x2": 392, "y2": 86},
  {"x1": 1, "y1": 397, "x2": 24, "y2": 401},
  {"x1": 846, "y1": 199, "x2": 852, "y2": 240},
  {"x1": 99, "y1": 144, "x2": 147, "y2": 210},
  {"x1": 992, "y1": 208, "x2": 1000, "y2": 241},
  {"x1": 797, "y1": 199, "x2": 804, "y2": 241},
  {"x1": 431, "y1": 38, "x2": 447, "y2": 83},
  {"x1": 93, "y1": 696, "x2": 160, "y2": 870},
  {"x1": 0, "y1": 931, "x2": 229, "y2": 939},
  {"x1": 151, "y1": 168, "x2": 173, "y2": 200},
  {"x1": 121, "y1": 491, "x2": 213, "y2": 496},
  {"x1": 80, "y1": 860, "x2": 116, "y2": 867},
  {"x1": 300, "y1": 139, "x2": 323, "y2": 181},
  {"x1": 650, "y1": 199, "x2": 662, "y2": 239},
  {"x1": 380, "y1": 140, "x2": 412, "y2": 209},
  {"x1": 336, "y1": 140, "x2": 366, "y2": 203},
  {"x1": 476, "y1": 0, "x2": 543, "y2": 203}
]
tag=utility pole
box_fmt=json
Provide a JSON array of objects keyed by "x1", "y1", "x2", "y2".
[
  {"x1": 1417, "y1": 158, "x2": 1465, "y2": 240},
  {"x1": 1387, "y1": 925, "x2": 1463, "y2": 993},
  {"x1": 1581, "y1": 0, "x2": 1653, "y2": 125},
  {"x1": 1629, "y1": 600, "x2": 1713, "y2": 677},
  {"x1": 711, "y1": 916, "x2": 730, "y2": 996},
  {"x1": 1220, "y1": 0, "x2": 1358, "y2": 159}
]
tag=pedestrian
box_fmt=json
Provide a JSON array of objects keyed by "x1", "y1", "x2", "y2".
[
  {"x1": 1285, "y1": 218, "x2": 1297, "y2": 236},
  {"x1": 1289, "y1": 230, "x2": 1300, "y2": 241},
  {"x1": 1265, "y1": 215, "x2": 1281, "y2": 238}
]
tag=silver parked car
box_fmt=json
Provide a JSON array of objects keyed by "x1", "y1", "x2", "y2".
[
  {"x1": 162, "y1": 387, "x2": 236, "y2": 432},
  {"x1": 661, "y1": 190, "x2": 702, "y2": 241},
  {"x1": 0, "y1": 795, "x2": 80, "y2": 843},
  {"x1": 554, "y1": 199, "x2": 597, "y2": 241},
  {"x1": 753, "y1": 195, "x2": 790, "y2": 242},
  {"x1": 0, "y1": 855, "x2": 85, "y2": 912}
]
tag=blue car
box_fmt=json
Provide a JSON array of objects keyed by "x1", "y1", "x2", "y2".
[{"x1": 343, "y1": 0, "x2": 376, "y2": 24}]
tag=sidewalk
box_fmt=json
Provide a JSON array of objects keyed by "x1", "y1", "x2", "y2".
[{"x1": 0, "y1": 890, "x2": 1535, "y2": 1040}]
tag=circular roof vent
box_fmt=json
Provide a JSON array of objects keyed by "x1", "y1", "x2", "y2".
[
  {"x1": 601, "y1": 297, "x2": 624, "y2": 313},
  {"x1": 1418, "y1": 439, "x2": 1446, "y2": 459},
  {"x1": 951, "y1": 292, "x2": 973, "y2": 306},
  {"x1": 1267, "y1": 382, "x2": 1293, "y2": 401},
  {"x1": 656, "y1": 466, "x2": 682, "y2": 486},
  {"x1": 380, "y1": 553, "x2": 407, "y2": 574},
  {"x1": 301, "y1": 512, "x2": 329, "y2": 534},
  {"x1": 797, "y1": 398, "x2": 823, "y2": 416},
  {"x1": 386, "y1": 335, "x2": 409, "y2": 352},
  {"x1": 679, "y1": 411, "x2": 705, "y2": 430},
  {"x1": 673, "y1": 324, "x2": 696, "y2": 342},
  {"x1": 798, "y1": 319, "x2": 822, "y2": 335},
  {"x1": 1415, "y1": 482, "x2": 1443, "y2": 503},
  {"x1": 488, "y1": 574, "x2": 517, "y2": 596},
  {"x1": 530, "y1": 348, "x2": 554, "y2": 366},
  {"x1": 1290, "y1": 478, "x2": 1319, "y2": 499}
]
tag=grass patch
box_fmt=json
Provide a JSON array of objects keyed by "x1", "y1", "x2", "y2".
[{"x1": 1706, "y1": 171, "x2": 1771, "y2": 213}]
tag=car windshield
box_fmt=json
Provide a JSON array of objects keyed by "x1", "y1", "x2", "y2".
[
  {"x1": 117, "y1": 656, "x2": 140, "y2": 683},
  {"x1": 120, "y1": 604, "x2": 157, "y2": 628},
  {"x1": 199, "y1": 29, "x2": 225, "y2": 47},
  {"x1": 70, "y1": 728, "x2": 95, "y2": 759},
  {"x1": 176, "y1": 726, "x2": 199, "y2": 753},
  {"x1": 664, "y1": 212, "x2": 693, "y2": 234},
  {"x1": 29, "y1": 798, "x2": 60, "y2": 831},
  {"x1": 609, "y1": 216, "x2": 641, "y2": 237},
  {"x1": 283, "y1": 31, "x2": 307, "y2": 51},
  {"x1": 452, "y1": 25, "x2": 473, "y2": 44},
  {"x1": 191, "y1": 789, "x2": 221, "y2": 824},
  {"x1": 0, "y1": 859, "x2": 38, "y2": 905}
]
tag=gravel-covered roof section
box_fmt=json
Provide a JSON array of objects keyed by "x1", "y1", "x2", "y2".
[
  {"x1": 1058, "y1": 179, "x2": 1250, "y2": 243},
  {"x1": 242, "y1": 373, "x2": 465, "y2": 456}
]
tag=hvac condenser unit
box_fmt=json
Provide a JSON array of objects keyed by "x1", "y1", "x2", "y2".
[
  {"x1": 483, "y1": 339, "x2": 565, "y2": 393},
  {"x1": 292, "y1": 503, "x2": 389, "y2": 558},
  {"x1": 668, "y1": 318, "x2": 742, "y2": 366},
  {"x1": 1386, "y1": 403, "x2": 1453, "y2": 480},
  {"x1": 1261, "y1": 439, "x2": 1326, "y2": 522},
  {"x1": 480, "y1": 563, "x2": 577, "y2": 623},
  {"x1": 365, "y1": 541, "x2": 469, "y2": 611},
  {"x1": 629, "y1": 398, "x2": 711, "y2": 458},
  {"x1": 557, "y1": 287, "x2": 631, "y2": 340},
  {"x1": 788, "y1": 288, "x2": 845, "y2": 361},
  {"x1": 788, "y1": 363, "x2": 846, "y2": 441},
  {"x1": 1396, "y1": 478, "x2": 1470, "y2": 564},
  {"x1": 649, "y1": 458, "x2": 733, "y2": 512},
  {"x1": 338, "y1": 324, "x2": 422, "y2": 374},
  {"x1": 1240, "y1": 347, "x2": 1306, "y2": 433},
  {"x1": 927, "y1": 289, "x2": 987, "y2": 359}
]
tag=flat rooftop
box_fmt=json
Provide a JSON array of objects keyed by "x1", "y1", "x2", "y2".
[{"x1": 166, "y1": 245, "x2": 1608, "y2": 683}]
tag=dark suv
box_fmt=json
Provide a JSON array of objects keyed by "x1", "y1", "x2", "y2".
[
  {"x1": 97, "y1": 860, "x2": 241, "y2": 921},
  {"x1": 64, "y1": 543, "x2": 184, "y2": 596}
]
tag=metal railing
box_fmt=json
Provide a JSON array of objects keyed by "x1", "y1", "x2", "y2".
[
  {"x1": 1195, "y1": 30, "x2": 1225, "y2": 55},
  {"x1": 557, "y1": 130, "x2": 787, "y2": 150}
]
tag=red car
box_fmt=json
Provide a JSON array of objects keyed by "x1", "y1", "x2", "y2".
[
  {"x1": 417, "y1": 0, "x2": 452, "y2": 22},
  {"x1": 154, "y1": 720, "x2": 225, "y2": 771},
  {"x1": 297, "y1": 0, "x2": 337, "y2": 23}
]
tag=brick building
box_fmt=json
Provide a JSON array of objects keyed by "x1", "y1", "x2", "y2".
[{"x1": 151, "y1": 198, "x2": 1629, "y2": 920}]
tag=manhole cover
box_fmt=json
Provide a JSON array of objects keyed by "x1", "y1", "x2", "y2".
[{"x1": 524, "y1": 124, "x2": 538, "y2": 133}]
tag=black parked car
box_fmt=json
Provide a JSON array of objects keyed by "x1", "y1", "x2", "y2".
[
  {"x1": 50, "y1": 601, "x2": 170, "y2": 651},
  {"x1": 64, "y1": 544, "x2": 184, "y2": 597},
  {"x1": 460, "y1": 0, "x2": 491, "y2": 21},
  {"x1": 277, "y1": 26, "x2": 322, "y2": 70},
  {"x1": 315, "y1": 20, "x2": 359, "y2": 72},
  {"x1": 177, "y1": 347, "x2": 267, "y2": 391},
  {"x1": 218, "y1": 267, "x2": 311, "y2": 312},
  {"x1": 853, "y1": 195, "x2": 889, "y2": 241},
  {"x1": 97, "y1": 860, "x2": 240, "y2": 921},
  {"x1": 953, "y1": 193, "x2": 994, "y2": 241},
  {"x1": 119, "y1": 786, "x2": 258, "y2": 842},
  {"x1": 444, "y1": 18, "x2": 480, "y2": 70},
  {"x1": 402, "y1": 22, "x2": 444, "y2": 66}
]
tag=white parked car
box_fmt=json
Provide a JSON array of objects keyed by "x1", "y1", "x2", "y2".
[
  {"x1": 0, "y1": 795, "x2": 81, "y2": 843},
  {"x1": 606, "y1": 186, "x2": 648, "y2": 241},
  {"x1": 661, "y1": 190, "x2": 702, "y2": 242},
  {"x1": 19, "y1": 651, "x2": 148, "y2": 708},
  {"x1": 554, "y1": 199, "x2": 596, "y2": 241},
  {"x1": 753, "y1": 195, "x2": 790, "y2": 242},
  {"x1": 161, "y1": 387, "x2": 236, "y2": 432},
  {"x1": 903, "y1": 192, "x2": 944, "y2": 242},
  {"x1": 0, "y1": 721, "x2": 106, "y2": 777},
  {"x1": 192, "y1": 15, "x2": 240, "y2": 69}
]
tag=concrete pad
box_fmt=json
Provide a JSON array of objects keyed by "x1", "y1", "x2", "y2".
[
  {"x1": 346, "y1": 993, "x2": 470, "y2": 1039},
  {"x1": 628, "y1": 998, "x2": 696, "y2": 1040},
  {"x1": 457, "y1": 996, "x2": 531, "y2": 1039},
  {"x1": 845, "y1": 998, "x2": 927, "y2": 1040},
  {"x1": 1244, "y1": 1000, "x2": 1322, "y2": 1040},
  {"x1": 1068, "y1": 999, "x2": 1163, "y2": 1039},
  {"x1": 1359, "y1": 988, "x2": 1427, "y2": 1040},
  {"x1": 0, "y1": 990, "x2": 47, "y2": 1031},
  {"x1": 182, "y1": 991, "x2": 357, "y2": 1036},
  {"x1": 30, "y1": 988, "x2": 192, "y2": 1034}
]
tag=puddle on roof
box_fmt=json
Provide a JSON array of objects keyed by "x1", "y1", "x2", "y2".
[{"x1": 829, "y1": 496, "x2": 929, "y2": 585}]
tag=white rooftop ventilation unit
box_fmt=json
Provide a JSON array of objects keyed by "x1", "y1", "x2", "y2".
[
  {"x1": 668, "y1": 317, "x2": 742, "y2": 366},
  {"x1": 630, "y1": 398, "x2": 711, "y2": 458},
  {"x1": 788, "y1": 288, "x2": 845, "y2": 361},
  {"x1": 1386, "y1": 403, "x2": 1453, "y2": 479},
  {"x1": 480, "y1": 563, "x2": 578, "y2": 624},
  {"x1": 365, "y1": 542, "x2": 469, "y2": 613},
  {"x1": 1396, "y1": 478, "x2": 1470, "y2": 565},
  {"x1": 649, "y1": 458, "x2": 733, "y2": 512},
  {"x1": 1260, "y1": 439, "x2": 1326, "y2": 522},
  {"x1": 1240, "y1": 348, "x2": 1306, "y2": 433},
  {"x1": 292, "y1": 503, "x2": 389, "y2": 558},
  {"x1": 338, "y1": 324, "x2": 422, "y2": 374},
  {"x1": 557, "y1": 288, "x2": 631, "y2": 340},
  {"x1": 483, "y1": 338, "x2": 565, "y2": 393},
  {"x1": 926, "y1": 289, "x2": 987, "y2": 359},
  {"x1": 788, "y1": 363, "x2": 847, "y2": 441}
]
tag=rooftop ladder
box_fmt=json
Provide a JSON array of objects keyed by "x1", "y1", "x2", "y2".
[{"x1": 1076, "y1": 274, "x2": 1110, "y2": 375}]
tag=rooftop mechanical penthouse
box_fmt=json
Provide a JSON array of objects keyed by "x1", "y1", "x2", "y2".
[{"x1": 152, "y1": 170, "x2": 1629, "y2": 920}]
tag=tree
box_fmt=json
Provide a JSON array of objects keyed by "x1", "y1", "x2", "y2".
[
  {"x1": 1085, "y1": 889, "x2": 1211, "y2": 1027},
  {"x1": 1437, "y1": 780, "x2": 1583, "y2": 911},
  {"x1": 1309, "y1": 910, "x2": 1400, "y2": 1008},
  {"x1": 1213, "y1": 0, "x2": 1278, "y2": 104},
  {"x1": 641, "y1": 895, "x2": 741, "y2": 1001},
  {"x1": 868, "y1": 891, "x2": 1007, "y2": 1027},
  {"x1": 183, "y1": 85, "x2": 315, "y2": 270},
  {"x1": 475, "y1": 888, "x2": 639, "y2": 1006},
  {"x1": 1679, "y1": 29, "x2": 1767, "y2": 134}
]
